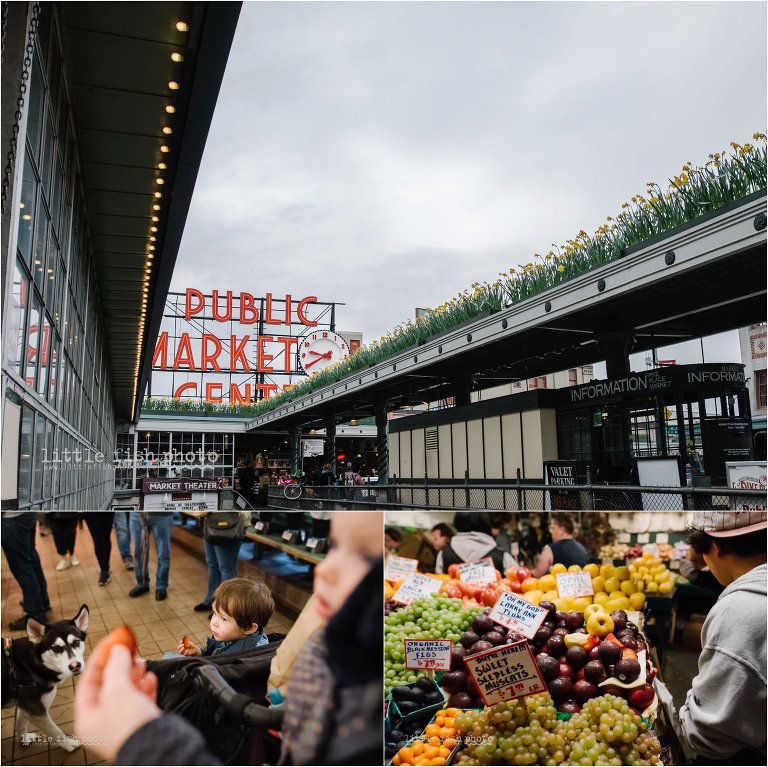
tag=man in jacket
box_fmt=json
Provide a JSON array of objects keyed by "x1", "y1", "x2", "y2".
[
  {"x1": 676, "y1": 511, "x2": 766, "y2": 764},
  {"x1": 398, "y1": 523, "x2": 453, "y2": 573},
  {"x1": 435, "y1": 512, "x2": 515, "y2": 575}
]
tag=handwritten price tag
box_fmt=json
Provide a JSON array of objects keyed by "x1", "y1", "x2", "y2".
[
  {"x1": 464, "y1": 640, "x2": 547, "y2": 706},
  {"x1": 487, "y1": 592, "x2": 549, "y2": 639},
  {"x1": 555, "y1": 572, "x2": 594, "y2": 599},
  {"x1": 404, "y1": 639, "x2": 452, "y2": 671},
  {"x1": 385, "y1": 556, "x2": 419, "y2": 582},
  {"x1": 392, "y1": 572, "x2": 443, "y2": 605},
  {"x1": 458, "y1": 557, "x2": 498, "y2": 585}
]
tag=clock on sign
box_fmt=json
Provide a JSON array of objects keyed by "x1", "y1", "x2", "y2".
[{"x1": 299, "y1": 331, "x2": 350, "y2": 373}]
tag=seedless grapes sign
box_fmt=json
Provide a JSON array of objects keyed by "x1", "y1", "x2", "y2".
[
  {"x1": 403, "y1": 639, "x2": 452, "y2": 671},
  {"x1": 464, "y1": 641, "x2": 546, "y2": 706}
]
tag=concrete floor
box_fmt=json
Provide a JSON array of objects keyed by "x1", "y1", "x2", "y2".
[{"x1": 1, "y1": 516, "x2": 295, "y2": 767}]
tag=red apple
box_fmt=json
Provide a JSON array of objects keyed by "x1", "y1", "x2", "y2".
[{"x1": 628, "y1": 684, "x2": 655, "y2": 709}]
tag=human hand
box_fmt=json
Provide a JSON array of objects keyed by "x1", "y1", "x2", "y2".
[
  {"x1": 177, "y1": 636, "x2": 202, "y2": 656},
  {"x1": 75, "y1": 642, "x2": 161, "y2": 761}
]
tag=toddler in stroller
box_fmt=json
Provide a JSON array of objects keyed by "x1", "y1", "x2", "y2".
[{"x1": 147, "y1": 635, "x2": 285, "y2": 764}]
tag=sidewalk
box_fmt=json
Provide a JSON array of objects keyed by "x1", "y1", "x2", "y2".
[{"x1": 1, "y1": 515, "x2": 294, "y2": 766}]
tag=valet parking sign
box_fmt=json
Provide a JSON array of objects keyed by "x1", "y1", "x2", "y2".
[{"x1": 465, "y1": 641, "x2": 547, "y2": 706}]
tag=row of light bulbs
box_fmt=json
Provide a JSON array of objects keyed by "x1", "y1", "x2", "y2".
[{"x1": 132, "y1": 20, "x2": 188, "y2": 419}]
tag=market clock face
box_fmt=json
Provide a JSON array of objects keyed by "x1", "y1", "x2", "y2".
[{"x1": 299, "y1": 331, "x2": 350, "y2": 374}]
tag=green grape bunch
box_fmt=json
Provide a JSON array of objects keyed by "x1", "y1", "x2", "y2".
[{"x1": 384, "y1": 595, "x2": 483, "y2": 693}]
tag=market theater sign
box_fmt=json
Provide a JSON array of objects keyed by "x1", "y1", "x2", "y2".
[{"x1": 151, "y1": 288, "x2": 330, "y2": 401}]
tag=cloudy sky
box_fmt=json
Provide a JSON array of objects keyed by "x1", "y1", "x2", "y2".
[{"x1": 170, "y1": 1, "x2": 766, "y2": 377}]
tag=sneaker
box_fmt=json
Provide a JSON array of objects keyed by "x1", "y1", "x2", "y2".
[
  {"x1": 56, "y1": 559, "x2": 70, "y2": 571},
  {"x1": 193, "y1": 602, "x2": 212, "y2": 612},
  {"x1": 71, "y1": 556, "x2": 80, "y2": 567},
  {"x1": 124, "y1": 555, "x2": 134, "y2": 570},
  {"x1": 98, "y1": 570, "x2": 111, "y2": 587},
  {"x1": 155, "y1": 589, "x2": 167, "y2": 601},
  {"x1": 129, "y1": 585, "x2": 150, "y2": 598}
]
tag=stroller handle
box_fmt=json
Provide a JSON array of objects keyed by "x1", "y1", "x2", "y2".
[{"x1": 192, "y1": 665, "x2": 285, "y2": 730}]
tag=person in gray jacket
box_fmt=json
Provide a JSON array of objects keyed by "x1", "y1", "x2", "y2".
[{"x1": 677, "y1": 511, "x2": 766, "y2": 765}]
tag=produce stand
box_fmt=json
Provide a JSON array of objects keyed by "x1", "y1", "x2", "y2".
[{"x1": 385, "y1": 558, "x2": 673, "y2": 766}]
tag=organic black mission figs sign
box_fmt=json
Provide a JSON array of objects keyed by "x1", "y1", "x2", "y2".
[{"x1": 464, "y1": 640, "x2": 547, "y2": 706}]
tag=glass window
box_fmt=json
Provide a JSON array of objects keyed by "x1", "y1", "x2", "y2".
[
  {"x1": 43, "y1": 420, "x2": 55, "y2": 500},
  {"x1": 41, "y1": 108, "x2": 55, "y2": 200},
  {"x1": 48, "y1": 334, "x2": 59, "y2": 403},
  {"x1": 37, "y1": 312, "x2": 51, "y2": 397},
  {"x1": 26, "y1": 295, "x2": 41, "y2": 388},
  {"x1": 32, "y1": 200, "x2": 48, "y2": 293},
  {"x1": 757, "y1": 370, "x2": 767, "y2": 411},
  {"x1": 17, "y1": 152, "x2": 36, "y2": 263},
  {"x1": 32, "y1": 412, "x2": 46, "y2": 502},
  {"x1": 26, "y1": 54, "x2": 44, "y2": 160},
  {"x1": 45, "y1": 242, "x2": 58, "y2": 307},
  {"x1": 18, "y1": 408, "x2": 34, "y2": 506},
  {"x1": 6, "y1": 260, "x2": 28, "y2": 376}
]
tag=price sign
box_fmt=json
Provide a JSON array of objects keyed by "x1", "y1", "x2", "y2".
[
  {"x1": 487, "y1": 592, "x2": 549, "y2": 639},
  {"x1": 404, "y1": 639, "x2": 452, "y2": 671},
  {"x1": 458, "y1": 557, "x2": 498, "y2": 585},
  {"x1": 392, "y1": 572, "x2": 443, "y2": 605},
  {"x1": 555, "y1": 572, "x2": 595, "y2": 599},
  {"x1": 464, "y1": 640, "x2": 547, "y2": 706},
  {"x1": 385, "y1": 556, "x2": 419, "y2": 582}
]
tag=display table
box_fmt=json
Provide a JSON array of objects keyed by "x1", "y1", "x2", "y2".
[{"x1": 245, "y1": 528, "x2": 326, "y2": 565}]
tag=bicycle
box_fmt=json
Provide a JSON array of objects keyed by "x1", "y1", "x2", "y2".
[{"x1": 282, "y1": 472, "x2": 305, "y2": 500}]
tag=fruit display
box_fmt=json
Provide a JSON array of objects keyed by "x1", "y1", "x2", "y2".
[
  {"x1": 388, "y1": 708, "x2": 461, "y2": 765},
  {"x1": 452, "y1": 693, "x2": 661, "y2": 766},
  {"x1": 504, "y1": 563, "x2": 647, "y2": 613},
  {"x1": 628, "y1": 552, "x2": 675, "y2": 596},
  {"x1": 385, "y1": 595, "x2": 484, "y2": 694},
  {"x1": 598, "y1": 544, "x2": 627, "y2": 560}
]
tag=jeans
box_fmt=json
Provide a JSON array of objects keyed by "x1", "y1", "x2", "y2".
[
  {"x1": 1, "y1": 513, "x2": 50, "y2": 620},
  {"x1": 203, "y1": 535, "x2": 243, "y2": 605},
  {"x1": 130, "y1": 512, "x2": 172, "y2": 590},
  {"x1": 83, "y1": 512, "x2": 115, "y2": 573},
  {"x1": 113, "y1": 512, "x2": 132, "y2": 560}
]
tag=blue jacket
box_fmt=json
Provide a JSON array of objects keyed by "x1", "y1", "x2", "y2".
[{"x1": 203, "y1": 629, "x2": 268, "y2": 656}]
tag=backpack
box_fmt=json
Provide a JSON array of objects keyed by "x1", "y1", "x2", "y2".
[
  {"x1": 203, "y1": 512, "x2": 245, "y2": 546},
  {"x1": 440, "y1": 542, "x2": 506, "y2": 574},
  {"x1": 147, "y1": 636, "x2": 283, "y2": 764}
]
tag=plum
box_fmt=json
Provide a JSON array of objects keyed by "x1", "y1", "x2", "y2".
[
  {"x1": 547, "y1": 676, "x2": 573, "y2": 704},
  {"x1": 584, "y1": 660, "x2": 608, "y2": 685},
  {"x1": 460, "y1": 631, "x2": 481, "y2": 650},
  {"x1": 472, "y1": 614, "x2": 495, "y2": 636},
  {"x1": 572, "y1": 680, "x2": 599, "y2": 703}
]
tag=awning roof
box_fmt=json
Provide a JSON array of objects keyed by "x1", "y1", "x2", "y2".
[{"x1": 61, "y1": 1, "x2": 241, "y2": 421}]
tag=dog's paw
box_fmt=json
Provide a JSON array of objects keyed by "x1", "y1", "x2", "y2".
[{"x1": 59, "y1": 736, "x2": 80, "y2": 752}]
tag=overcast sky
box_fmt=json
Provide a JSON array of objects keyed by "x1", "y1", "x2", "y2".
[{"x1": 170, "y1": 1, "x2": 767, "y2": 378}]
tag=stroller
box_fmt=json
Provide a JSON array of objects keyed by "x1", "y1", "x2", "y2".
[{"x1": 147, "y1": 634, "x2": 285, "y2": 765}]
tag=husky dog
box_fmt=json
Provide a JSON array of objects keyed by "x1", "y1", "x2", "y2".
[{"x1": 1, "y1": 605, "x2": 89, "y2": 752}]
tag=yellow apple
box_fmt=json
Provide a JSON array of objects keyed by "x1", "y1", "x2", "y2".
[
  {"x1": 605, "y1": 595, "x2": 631, "y2": 612},
  {"x1": 615, "y1": 566, "x2": 630, "y2": 581},
  {"x1": 571, "y1": 596, "x2": 593, "y2": 612},
  {"x1": 658, "y1": 581, "x2": 674, "y2": 595},
  {"x1": 538, "y1": 574, "x2": 557, "y2": 593},
  {"x1": 620, "y1": 579, "x2": 636, "y2": 596},
  {"x1": 591, "y1": 576, "x2": 605, "y2": 594},
  {"x1": 586, "y1": 612, "x2": 615, "y2": 638},
  {"x1": 604, "y1": 577, "x2": 620, "y2": 594},
  {"x1": 629, "y1": 592, "x2": 646, "y2": 610},
  {"x1": 542, "y1": 590, "x2": 558, "y2": 601},
  {"x1": 584, "y1": 563, "x2": 600, "y2": 578},
  {"x1": 593, "y1": 591, "x2": 610, "y2": 606},
  {"x1": 524, "y1": 589, "x2": 544, "y2": 605},
  {"x1": 553, "y1": 598, "x2": 569, "y2": 612},
  {"x1": 584, "y1": 603, "x2": 607, "y2": 619},
  {"x1": 600, "y1": 564, "x2": 616, "y2": 579},
  {"x1": 551, "y1": 563, "x2": 568, "y2": 575},
  {"x1": 567, "y1": 564, "x2": 583, "y2": 573}
]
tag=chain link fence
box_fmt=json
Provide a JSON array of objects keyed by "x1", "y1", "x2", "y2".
[{"x1": 267, "y1": 481, "x2": 765, "y2": 511}]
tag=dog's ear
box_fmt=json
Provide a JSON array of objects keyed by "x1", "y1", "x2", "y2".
[
  {"x1": 73, "y1": 604, "x2": 89, "y2": 634},
  {"x1": 26, "y1": 617, "x2": 47, "y2": 643}
]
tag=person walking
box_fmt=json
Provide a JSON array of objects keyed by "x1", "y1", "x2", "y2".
[
  {"x1": 113, "y1": 511, "x2": 134, "y2": 569},
  {"x1": 48, "y1": 511, "x2": 81, "y2": 571},
  {"x1": 129, "y1": 511, "x2": 173, "y2": 600},
  {"x1": 193, "y1": 512, "x2": 248, "y2": 613},
  {"x1": 82, "y1": 512, "x2": 116, "y2": 587},
  {"x1": 1, "y1": 512, "x2": 51, "y2": 630}
]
